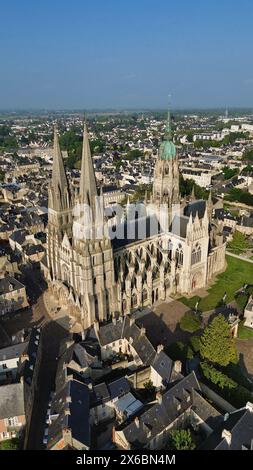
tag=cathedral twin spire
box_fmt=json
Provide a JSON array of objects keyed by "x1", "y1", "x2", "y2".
[
  {"x1": 50, "y1": 120, "x2": 97, "y2": 214},
  {"x1": 79, "y1": 120, "x2": 97, "y2": 208}
]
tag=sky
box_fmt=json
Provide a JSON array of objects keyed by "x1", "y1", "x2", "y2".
[{"x1": 0, "y1": 0, "x2": 253, "y2": 110}]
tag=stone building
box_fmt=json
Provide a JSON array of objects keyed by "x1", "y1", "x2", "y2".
[{"x1": 46, "y1": 112, "x2": 226, "y2": 329}]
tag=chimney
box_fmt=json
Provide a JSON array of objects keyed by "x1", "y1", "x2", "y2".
[
  {"x1": 112, "y1": 316, "x2": 117, "y2": 325},
  {"x1": 130, "y1": 317, "x2": 135, "y2": 327},
  {"x1": 134, "y1": 416, "x2": 140, "y2": 428},
  {"x1": 66, "y1": 339, "x2": 74, "y2": 349},
  {"x1": 156, "y1": 344, "x2": 164, "y2": 354},
  {"x1": 140, "y1": 326, "x2": 146, "y2": 336},
  {"x1": 173, "y1": 360, "x2": 182, "y2": 374},
  {"x1": 246, "y1": 402, "x2": 253, "y2": 413},
  {"x1": 222, "y1": 429, "x2": 232, "y2": 445},
  {"x1": 87, "y1": 382, "x2": 93, "y2": 391},
  {"x1": 156, "y1": 392, "x2": 162, "y2": 405},
  {"x1": 94, "y1": 320, "x2": 100, "y2": 335},
  {"x1": 81, "y1": 330, "x2": 86, "y2": 341}
]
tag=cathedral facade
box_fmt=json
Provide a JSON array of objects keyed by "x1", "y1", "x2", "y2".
[{"x1": 47, "y1": 114, "x2": 226, "y2": 328}]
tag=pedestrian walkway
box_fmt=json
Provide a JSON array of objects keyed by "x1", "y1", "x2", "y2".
[{"x1": 226, "y1": 251, "x2": 253, "y2": 264}]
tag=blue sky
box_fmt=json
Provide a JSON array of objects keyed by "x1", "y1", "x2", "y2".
[{"x1": 0, "y1": 0, "x2": 253, "y2": 109}]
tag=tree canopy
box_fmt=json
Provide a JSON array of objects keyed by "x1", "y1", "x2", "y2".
[
  {"x1": 200, "y1": 314, "x2": 237, "y2": 367},
  {"x1": 167, "y1": 429, "x2": 195, "y2": 450},
  {"x1": 242, "y1": 148, "x2": 253, "y2": 163},
  {"x1": 179, "y1": 311, "x2": 202, "y2": 333},
  {"x1": 227, "y1": 231, "x2": 251, "y2": 255}
]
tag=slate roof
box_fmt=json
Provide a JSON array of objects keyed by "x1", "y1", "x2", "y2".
[
  {"x1": 191, "y1": 389, "x2": 222, "y2": 429},
  {"x1": 91, "y1": 377, "x2": 131, "y2": 407},
  {"x1": 151, "y1": 351, "x2": 173, "y2": 384},
  {"x1": 169, "y1": 214, "x2": 189, "y2": 238},
  {"x1": 97, "y1": 317, "x2": 157, "y2": 365},
  {"x1": 107, "y1": 377, "x2": 131, "y2": 400},
  {"x1": 200, "y1": 406, "x2": 253, "y2": 450},
  {"x1": 0, "y1": 341, "x2": 28, "y2": 362},
  {"x1": 0, "y1": 382, "x2": 25, "y2": 419},
  {"x1": 47, "y1": 379, "x2": 90, "y2": 449},
  {"x1": 0, "y1": 276, "x2": 25, "y2": 295},
  {"x1": 184, "y1": 200, "x2": 206, "y2": 219},
  {"x1": 117, "y1": 371, "x2": 201, "y2": 448},
  {"x1": 20, "y1": 327, "x2": 41, "y2": 386},
  {"x1": 112, "y1": 215, "x2": 161, "y2": 249}
]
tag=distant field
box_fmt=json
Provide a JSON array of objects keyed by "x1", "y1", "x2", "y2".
[{"x1": 179, "y1": 255, "x2": 253, "y2": 312}]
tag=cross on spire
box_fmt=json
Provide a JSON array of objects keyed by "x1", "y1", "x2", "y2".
[{"x1": 164, "y1": 94, "x2": 172, "y2": 140}]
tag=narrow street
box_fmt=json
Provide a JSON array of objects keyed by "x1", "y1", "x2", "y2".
[
  {"x1": 26, "y1": 321, "x2": 69, "y2": 447},
  {"x1": 26, "y1": 295, "x2": 69, "y2": 449},
  {"x1": 0, "y1": 265, "x2": 70, "y2": 450}
]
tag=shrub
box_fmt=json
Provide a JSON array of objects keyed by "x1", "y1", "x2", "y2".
[
  {"x1": 190, "y1": 335, "x2": 201, "y2": 353},
  {"x1": 200, "y1": 362, "x2": 237, "y2": 390}
]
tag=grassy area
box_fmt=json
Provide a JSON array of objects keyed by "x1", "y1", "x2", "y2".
[
  {"x1": 179, "y1": 255, "x2": 253, "y2": 312},
  {"x1": 238, "y1": 321, "x2": 253, "y2": 340}
]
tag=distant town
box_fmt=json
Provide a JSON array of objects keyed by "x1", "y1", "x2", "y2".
[{"x1": 1, "y1": 108, "x2": 253, "y2": 451}]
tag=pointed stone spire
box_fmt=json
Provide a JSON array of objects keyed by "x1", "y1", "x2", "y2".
[
  {"x1": 49, "y1": 125, "x2": 70, "y2": 211},
  {"x1": 79, "y1": 120, "x2": 97, "y2": 207},
  {"x1": 186, "y1": 212, "x2": 193, "y2": 239},
  {"x1": 191, "y1": 185, "x2": 195, "y2": 201},
  {"x1": 195, "y1": 210, "x2": 200, "y2": 225},
  {"x1": 52, "y1": 125, "x2": 68, "y2": 192}
]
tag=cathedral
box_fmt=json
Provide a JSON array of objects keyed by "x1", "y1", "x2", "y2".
[{"x1": 46, "y1": 113, "x2": 226, "y2": 329}]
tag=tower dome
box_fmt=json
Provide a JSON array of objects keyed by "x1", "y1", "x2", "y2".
[{"x1": 159, "y1": 109, "x2": 176, "y2": 160}]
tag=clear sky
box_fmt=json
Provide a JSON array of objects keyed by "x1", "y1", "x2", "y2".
[{"x1": 0, "y1": 0, "x2": 253, "y2": 109}]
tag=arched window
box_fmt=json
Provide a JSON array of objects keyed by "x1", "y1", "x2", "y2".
[
  {"x1": 191, "y1": 244, "x2": 201, "y2": 265},
  {"x1": 175, "y1": 245, "x2": 184, "y2": 265},
  {"x1": 131, "y1": 294, "x2": 137, "y2": 308},
  {"x1": 142, "y1": 289, "x2": 148, "y2": 302}
]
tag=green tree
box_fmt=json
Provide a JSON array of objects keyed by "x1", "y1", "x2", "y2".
[
  {"x1": 222, "y1": 166, "x2": 239, "y2": 180},
  {"x1": 180, "y1": 311, "x2": 202, "y2": 333},
  {"x1": 143, "y1": 380, "x2": 155, "y2": 392},
  {"x1": 242, "y1": 148, "x2": 253, "y2": 163},
  {"x1": 190, "y1": 335, "x2": 201, "y2": 353},
  {"x1": 200, "y1": 314, "x2": 238, "y2": 366},
  {"x1": 0, "y1": 438, "x2": 19, "y2": 450},
  {"x1": 126, "y1": 149, "x2": 143, "y2": 160},
  {"x1": 167, "y1": 429, "x2": 195, "y2": 450},
  {"x1": 227, "y1": 231, "x2": 250, "y2": 255}
]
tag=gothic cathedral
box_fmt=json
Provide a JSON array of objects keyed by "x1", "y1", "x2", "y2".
[{"x1": 47, "y1": 114, "x2": 226, "y2": 328}]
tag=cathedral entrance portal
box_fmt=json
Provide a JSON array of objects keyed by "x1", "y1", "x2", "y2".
[{"x1": 191, "y1": 271, "x2": 203, "y2": 290}]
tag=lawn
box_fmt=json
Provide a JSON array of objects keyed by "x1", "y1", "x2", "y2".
[
  {"x1": 179, "y1": 255, "x2": 253, "y2": 312},
  {"x1": 238, "y1": 321, "x2": 253, "y2": 340}
]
